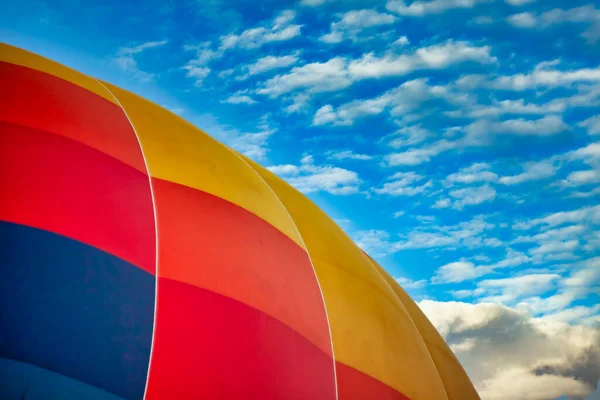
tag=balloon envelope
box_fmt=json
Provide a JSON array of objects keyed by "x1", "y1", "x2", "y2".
[{"x1": 0, "y1": 43, "x2": 480, "y2": 400}]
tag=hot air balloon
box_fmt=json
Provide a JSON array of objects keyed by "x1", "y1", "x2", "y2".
[{"x1": 0, "y1": 42, "x2": 480, "y2": 400}]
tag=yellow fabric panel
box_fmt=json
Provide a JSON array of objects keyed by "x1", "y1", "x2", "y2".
[
  {"x1": 242, "y1": 156, "x2": 449, "y2": 400},
  {"x1": 0, "y1": 43, "x2": 116, "y2": 105},
  {"x1": 101, "y1": 81, "x2": 304, "y2": 249},
  {"x1": 371, "y1": 260, "x2": 481, "y2": 400}
]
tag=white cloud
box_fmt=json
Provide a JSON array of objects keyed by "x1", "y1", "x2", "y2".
[
  {"x1": 514, "y1": 205, "x2": 600, "y2": 230},
  {"x1": 395, "y1": 276, "x2": 427, "y2": 289},
  {"x1": 246, "y1": 53, "x2": 301, "y2": 76},
  {"x1": 580, "y1": 116, "x2": 600, "y2": 135},
  {"x1": 259, "y1": 40, "x2": 495, "y2": 98},
  {"x1": 465, "y1": 115, "x2": 570, "y2": 139},
  {"x1": 192, "y1": 114, "x2": 274, "y2": 160},
  {"x1": 490, "y1": 61, "x2": 600, "y2": 91},
  {"x1": 316, "y1": 78, "x2": 469, "y2": 126},
  {"x1": 498, "y1": 160, "x2": 558, "y2": 185},
  {"x1": 222, "y1": 90, "x2": 258, "y2": 105},
  {"x1": 565, "y1": 169, "x2": 600, "y2": 186},
  {"x1": 418, "y1": 300, "x2": 600, "y2": 400},
  {"x1": 446, "y1": 163, "x2": 499, "y2": 185},
  {"x1": 393, "y1": 210, "x2": 406, "y2": 218},
  {"x1": 267, "y1": 155, "x2": 362, "y2": 195},
  {"x1": 348, "y1": 40, "x2": 496, "y2": 80},
  {"x1": 505, "y1": 0, "x2": 535, "y2": 5},
  {"x1": 300, "y1": 0, "x2": 328, "y2": 6},
  {"x1": 507, "y1": 5, "x2": 600, "y2": 36},
  {"x1": 387, "y1": 125, "x2": 431, "y2": 148},
  {"x1": 259, "y1": 58, "x2": 352, "y2": 97},
  {"x1": 326, "y1": 150, "x2": 373, "y2": 161},
  {"x1": 114, "y1": 40, "x2": 168, "y2": 82},
  {"x1": 373, "y1": 172, "x2": 433, "y2": 196},
  {"x1": 182, "y1": 65, "x2": 211, "y2": 85},
  {"x1": 353, "y1": 229, "x2": 394, "y2": 257},
  {"x1": 477, "y1": 273, "x2": 561, "y2": 304},
  {"x1": 393, "y1": 215, "x2": 497, "y2": 251},
  {"x1": 507, "y1": 12, "x2": 537, "y2": 28},
  {"x1": 319, "y1": 9, "x2": 396, "y2": 43},
  {"x1": 394, "y1": 35, "x2": 410, "y2": 46},
  {"x1": 447, "y1": 185, "x2": 497, "y2": 209},
  {"x1": 431, "y1": 260, "x2": 483, "y2": 283},
  {"x1": 386, "y1": 0, "x2": 490, "y2": 16},
  {"x1": 449, "y1": 98, "x2": 567, "y2": 119},
  {"x1": 220, "y1": 10, "x2": 301, "y2": 50}
]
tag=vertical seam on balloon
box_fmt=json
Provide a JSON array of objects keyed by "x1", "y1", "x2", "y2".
[
  {"x1": 231, "y1": 151, "x2": 339, "y2": 400},
  {"x1": 95, "y1": 79, "x2": 159, "y2": 400},
  {"x1": 365, "y1": 255, "x2": 450, "y2": 400}
]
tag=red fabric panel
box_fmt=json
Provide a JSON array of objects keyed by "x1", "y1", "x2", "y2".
[
  {"x1": 0, "y1": 121, "x2": 155, "y2": 274},
  {"x1": 0, "y1": 61, "x2": 146, "y2": 172},
  {"x1": 145, "y1": 278, "x2": 336, "y2": 400},
  {"x1": 151, "y1": 177, "x2": 332, "y2": 354},
  {"x1": 336, "y1": 362, "x2": 410, "y2": 400}
]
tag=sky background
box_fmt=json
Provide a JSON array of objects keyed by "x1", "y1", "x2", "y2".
[{"x1": 2, "y1": 0, "x2": 599, "y2": 399}]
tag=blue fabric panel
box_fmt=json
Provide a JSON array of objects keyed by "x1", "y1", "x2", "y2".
[
  {"x1": 0, "y1": 358, "x2": 125, "y2": 400},
  {"x1": 0, "y1": 221, "x2": 155, "y2": 400}
]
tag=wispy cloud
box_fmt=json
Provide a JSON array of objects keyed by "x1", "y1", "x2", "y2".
[
  {"x1": 319, "y1": 9, "x2": 396, "y2": 43},
  {"x1": 386, "y1": 0, "x2": 490, "y2": 17},
  {"x1": 259, "y1": 40, "x2": 495, "y2": 98},
  {"x1": 114, "y1": 40, "x2": 168, "y2": 82}
]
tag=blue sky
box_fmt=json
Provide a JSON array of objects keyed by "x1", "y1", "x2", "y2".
[{"x1": 2, "y1": 0, "x2": 599, "y2": 398}]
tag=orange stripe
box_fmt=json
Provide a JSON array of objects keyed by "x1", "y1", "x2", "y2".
[{"x1": 152, "y1": 178, "x2": 332, "y2": 354}]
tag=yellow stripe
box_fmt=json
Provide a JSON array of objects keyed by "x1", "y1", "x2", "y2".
[
  {"x1": 101, "y1": 81, "x2": 304, "y2": 249},
  {"x1": 0, "y1": 43, "x2": 117, "y2": 105},
  {"x1": 242, "y1": 156, "x2": 450, "y2": 399},
  {"x1": 372, "y1": 260, "x2": 481, "y2": 400}
]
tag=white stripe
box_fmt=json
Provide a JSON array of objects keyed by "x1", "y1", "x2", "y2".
[
  {"x1": 95, "y1": 80, "x2": 159, "y2": 400},
  {"x1": 231, "y1": 151, "x2": 339, "y2": 400}
]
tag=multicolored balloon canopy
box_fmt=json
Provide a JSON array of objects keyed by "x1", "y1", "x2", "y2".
[{"x1": 0, "y1": 42, "x2": 480, "y2": 400}]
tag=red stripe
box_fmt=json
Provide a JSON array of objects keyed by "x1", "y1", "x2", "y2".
[
  {"x1": 336, "y1": 362, "x2": 410, "y2": 400},
  {"x1": 145, "y1": 278, "x2": 336, "y2": 400},
  {"x1": 0, "y1": 121, "x2": 155, "y2": 273},
  {"x1": 0, "y1": 61, "x2": 146, "y2": 172},
  {"x1": 152, "y1": 177, "x2": 332, "y2": 354}
]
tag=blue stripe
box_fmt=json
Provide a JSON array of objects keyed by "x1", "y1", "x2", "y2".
[
  {"x1": 0, "y1": 221, "x2": 154, "y2": 400},
  {"x1": 0, "y1": 358, "x2": 125, "y2": 400}
]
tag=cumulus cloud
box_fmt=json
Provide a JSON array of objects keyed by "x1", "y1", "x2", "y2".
[
  {"x1": 267, "y1": 154, "x2": 362, "y2": 195},
  {"x1": 419, "y1": 300, "x2": 600, "y2": 400}
]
